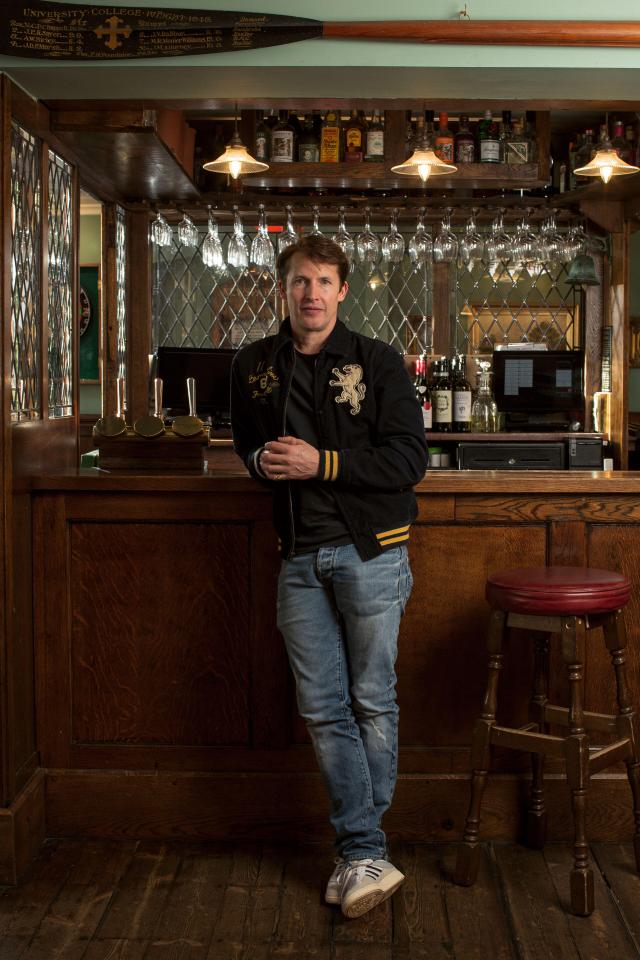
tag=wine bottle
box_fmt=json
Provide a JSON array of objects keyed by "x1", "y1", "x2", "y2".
[
  {"x1": 431, "y1": 357, "x2": 453, "y2": 433},
  {"x1": 414, "y1": 356, "x2": 432, "y2": 430},
  {"x1": 452, "y1": 354, "x2": 472, "y2": 432}
]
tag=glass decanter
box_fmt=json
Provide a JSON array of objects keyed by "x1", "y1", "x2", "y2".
[{"x1": 470, "y1": 360, "x2": 499, "y2": 433}]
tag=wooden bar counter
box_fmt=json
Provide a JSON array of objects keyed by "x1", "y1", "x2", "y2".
[{"x1": 29, "y1": 456, "x2": 640, "y2": 846}]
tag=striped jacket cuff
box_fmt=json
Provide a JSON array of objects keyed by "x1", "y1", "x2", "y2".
[
  {"x1": 376, "y1": 524, "x2": 411, "y2": 547},
  {"x1": 319, "y1": 449, "x2": 340, "y2": 482},
  {"x1": 251, "y1": 447, "x2": 267, "y2": 478}
]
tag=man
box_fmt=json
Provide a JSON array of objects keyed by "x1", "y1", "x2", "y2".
[{"x1": 230, "y1": 235, "x2": 428, "y2": 919}]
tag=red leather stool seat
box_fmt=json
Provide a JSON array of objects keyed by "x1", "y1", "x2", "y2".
[{"x1": 486, "y1": 566, "x2": 631, "y2": 616}]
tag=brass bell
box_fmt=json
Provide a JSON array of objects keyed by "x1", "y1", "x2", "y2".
[{"x1": 566, "y1": 253, "x2": 600, "y2": 286}]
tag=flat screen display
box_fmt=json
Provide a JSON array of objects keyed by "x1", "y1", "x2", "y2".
[
  {"x1": 492, "y1": 349, "x2": 584, "y2": 414},
  {"x1": 156, "y1": 346, "x2": 235, "y2": 420}
]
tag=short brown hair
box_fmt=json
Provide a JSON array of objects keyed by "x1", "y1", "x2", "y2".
[{"x1": 276, "y1": 234, "x2": 349, "y2": 286}]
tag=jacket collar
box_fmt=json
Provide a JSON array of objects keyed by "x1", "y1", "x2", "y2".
[{"x1": 274, "y1": 317, "x2": 352, "y2": 356}]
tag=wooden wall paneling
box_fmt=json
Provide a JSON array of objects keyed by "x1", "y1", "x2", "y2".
[
  {"x1": 399, "y1": 522, "x2": 547, "y2": 752},
  {"x1": 127, "y1": 210, "x2": 152, "y2": 424},
  {"x1": 0, "y1": 75, "x2": 11, "y2": 808},
  {"x1": 609, "y1": 229, "x2": 628, "y2": 466},
  {"x1": 432, "y1": 262, "x2": 451, "y2": 356},
  {"x1": 69, "y1": 521, "x2": 251, "y2": 747},
  {"x1": 587, "y1": 523, "x2": 640, "y2": 719},
  {"x1": 583, "y1": 252, "x2": 604, "y2": 432},
  {"x1": 33, "y1": 494, "x2": 72, "y2": 769},
  {"x1": 249, "y1": 522, "x2": 290, "y2": 749}
]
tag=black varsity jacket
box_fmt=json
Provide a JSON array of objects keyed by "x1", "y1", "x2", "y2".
[{"x1": 230, "y1": 318, "x2": 429, "y2": 561}]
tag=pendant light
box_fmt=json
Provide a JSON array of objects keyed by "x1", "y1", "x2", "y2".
[
  {"x1": 573, "y1": 118, "x2": 639, "y2": 184},
  {"x1": 391, "y1": 116, "x2": 457, "y2": 183},
  {"x1": 202, "y1": 104, "x2": 268, "y2": 180}
]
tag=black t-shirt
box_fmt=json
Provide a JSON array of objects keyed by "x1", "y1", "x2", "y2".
[{"x1": 286, "y1": 351, "x2": 351, "y2": 553}]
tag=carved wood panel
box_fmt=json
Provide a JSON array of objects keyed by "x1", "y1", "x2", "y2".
[{"x1": 70, "y1": 522, "x2": 250, "y2": 746}]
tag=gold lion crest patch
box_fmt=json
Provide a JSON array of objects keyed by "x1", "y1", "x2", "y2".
[{"x1": 329, "y1": 363, "x2": 366, "y2": 415}]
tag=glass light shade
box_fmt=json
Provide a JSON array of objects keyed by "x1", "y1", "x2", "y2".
[
  {"x1": 391, "y1": 146, "x2": 457, "y2": 182},
  {"x1": 202, "y1": 133, "x2": 269, "y2": 179},
  {"x1": 574, "y1": 144, "x2": 639, "y2": 184}
]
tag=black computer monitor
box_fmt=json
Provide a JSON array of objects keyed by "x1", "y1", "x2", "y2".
[
  {"x1": 492, "y1": 349, "x2": 584, "y2": 427},
  {"x1": 156, "y1": 346, "x2": 235, "y2": 421}
]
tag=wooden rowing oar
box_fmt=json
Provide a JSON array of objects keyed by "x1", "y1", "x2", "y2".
[
  {"x1": 3, "y1": 4, "x2": 640, "y2": 60},
  {"x1": 323, "y1": 20, "x2": 640, "y2": 48}
]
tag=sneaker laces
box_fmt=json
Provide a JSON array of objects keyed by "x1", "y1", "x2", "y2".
[{"x1": 344, "y1": 858, "x2": 384, "y2": 884}]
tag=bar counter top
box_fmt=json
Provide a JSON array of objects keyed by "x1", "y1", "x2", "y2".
[{"x1": 30, "y1": 464, "x2": 640, "y2": 494}]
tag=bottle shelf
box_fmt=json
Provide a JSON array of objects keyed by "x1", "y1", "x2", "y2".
[
  {"x1": 244, "y1": 161, "x2": 545, "y2": 191},
  {"x1": 425, "y1": 431, "x2": 605, "y2": 442}
]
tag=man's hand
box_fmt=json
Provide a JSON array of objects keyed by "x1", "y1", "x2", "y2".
[{"x1": 260, "y1": 436, "x2": 320, "y2": 481}]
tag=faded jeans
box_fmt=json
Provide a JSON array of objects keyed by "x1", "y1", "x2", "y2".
[{"x1": 277, "y1": 543, "x2": 413, "y2": 861}]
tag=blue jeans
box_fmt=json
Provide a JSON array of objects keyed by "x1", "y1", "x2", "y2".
[{"x1": 277, "y1": 543, "x2": 413, "y2": 861}]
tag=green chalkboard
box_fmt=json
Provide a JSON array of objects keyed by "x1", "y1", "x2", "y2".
[{"x1": 79, "y1": 264, "x2": 100, "y2": 383}]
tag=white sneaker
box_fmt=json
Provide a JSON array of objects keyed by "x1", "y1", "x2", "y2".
[
  {"x1": 325, "y1": 858, "x2": 348, "y2": 904},
  {"x1": 339, "y1": 858, "x2": 405, "y2": 919}
]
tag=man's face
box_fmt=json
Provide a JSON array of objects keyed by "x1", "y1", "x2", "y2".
[{"x1": 279, "y1": 254, "x2": 348, "y2": 342}]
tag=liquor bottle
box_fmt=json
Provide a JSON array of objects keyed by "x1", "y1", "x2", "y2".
[
  {"x1": 502, "y1": 110, "x2": 530, "y2": 164},
  {"x1": 414, "y1": 356, "x2": 432, "y2": 430},
  {"x1": 452, "y1": 354, "x2": 472, "y2": 432},
  {"x1": 574, "y1": 129, "x2": 595, "y2": 179},
  {"x1": 254, "y1": 110, "x2": 269, "y2": 162},
  {"x1": 478, "y1": 109, "x2": 501, "y2": 163},
  {"x1": 424, "y1": 110, "x2": 435, "y2": 148},
  {"x1": 500, "y1": 110, "x2": 512, "y2": 162},
  {"x1": 365, "y1": 109, "x2": 385, "y2": 162},
  {"x1": 625, "y1": 123, "x2": 637, "y2": 164},
  {"x1": 404, "y1": 110, "x2": 415, "y2": 158},
  {"x1": 344, "y1": 108, "x2": 366, "y2": 162},
  {"x1": 320, "y1": 110, "x2": 341, "y2": 163},
  {"x1": 611, "y1": 120, "x2": 631, "y2": 162},
  {"x1": 298, "y1": 115, "x2": 320, "y2": 162},
  {"x1": 431, "y1": 357, "x2": 453, "y2": 433},
  {"x1": 470, "y1": 361, "x2": 498, "y2": 433},
  {"x1": 270, "y1": 110, "x2": 295, "y2": 163},
  {"x1": 455, "y1": 115, "x2": 476, "y2": 164},
  {"x1": 435, "y1": 112, "x2": 454, "y2": 163}
]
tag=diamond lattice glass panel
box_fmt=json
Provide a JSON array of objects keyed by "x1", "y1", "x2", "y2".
[
  {"x1": 454, "y1": 243, "x2": 583, "y2": 355},
  {"x1": 153, "y1": 218, "x2": 432, "y2": 355},
  {"x1": 11, "y1": 122, "x2": 41, "y2": 421},
  {"x1": 116, "y1": 206, "x2": 127, "y2": 383},
  {"x1": 47, "y1": 149, "x2": 74, "y2": 418}
]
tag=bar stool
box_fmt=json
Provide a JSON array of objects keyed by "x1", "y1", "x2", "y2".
[{"x1": 454, "y1": 566, "x2": 640, "y2": 916}]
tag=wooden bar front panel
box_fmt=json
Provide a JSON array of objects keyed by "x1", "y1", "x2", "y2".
[{"x1": 32, "y1": 480, "x2": 640, "y2": 843}]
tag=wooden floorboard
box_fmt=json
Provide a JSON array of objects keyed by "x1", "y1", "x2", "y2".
[{"x1": 0, "y1": 840, "x2": 638, "y2": 959}]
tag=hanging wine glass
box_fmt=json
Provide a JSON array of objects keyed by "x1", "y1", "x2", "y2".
[
  {"x1": 458, "y1": 208, "x2": 483, "y2": 272},
  {"x1": 250, "y1": 203, "x2": 276, "y2": 272},
  {"x1": 278, "y1": 205, "x2": 299, "y2": 254},
  {"x1": 227, "y1": 205, "x2": 249, "y2": 270},
  {"x1": 151, "y1": 212, "x2": 172, "y2": 247},
  {"x1": 564, "y1": 222, "x2": 588, "y2": 261},
  {"x1": 382, "y1": 208, "x2": 405, "y2": 264},
  {"x1": 201, "y1": 207, "x2": 225, "y2": 273},
  {"x1": 408, "y1": 208, "x2": 432, "y2": 266},
  {"x1": 433, "y1": 208, "x2": 458, "y2": 263},
  {"x1": 309, "y1": 204, "x2": 323, "y2": 237},
  {"x1": 484, "y1": 209, "x2": 511, "y2": 279},
  {"x1": 539, "y1": 210, "x2": 565, "y2": 266},
  {"x1": 356, "y1": 206, "x2": 381, "y2": 264},
  {"x1": 177, "y1": 212, "x2": 198, "y2": 248},
  {"x1": 331, "y1": 206, "x2": 355, "y2": 264}
]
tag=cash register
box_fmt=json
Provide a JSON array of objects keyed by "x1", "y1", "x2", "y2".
[{"x1": 457, "y1": 349, "x2": 603, "y2": 470}]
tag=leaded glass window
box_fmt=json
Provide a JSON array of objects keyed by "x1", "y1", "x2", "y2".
[
  {"x1": 10, "y1": 122, "x2": 41, "y2": 421},
  {"x1": 47, "y1": 149, "x2": 74, "y2": 417}
]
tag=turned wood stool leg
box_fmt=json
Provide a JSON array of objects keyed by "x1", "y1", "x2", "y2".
[
  {"x1": 455, "y1": 609, "x2": 506, "y2": 886},
  {"x1": 562, "y1": 616, "x2": 594, "y2": 917},
  {"x1": 603, "y1": 609, "x2": 640, "y2": 873},
  {"x1": 527, "y1": 635, "x2": 549, "y2": 849}
]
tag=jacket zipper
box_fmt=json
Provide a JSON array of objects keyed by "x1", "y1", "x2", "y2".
[{"x1": 283, "y1": 347, "x2": 296, "y2": 558}]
